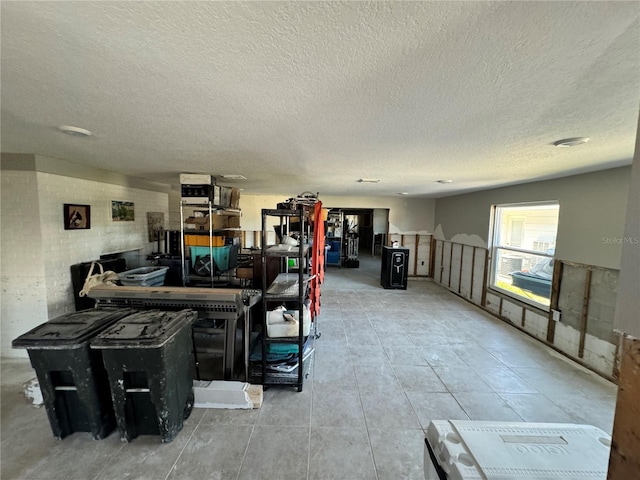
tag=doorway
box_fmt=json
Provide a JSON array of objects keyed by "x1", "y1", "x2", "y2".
[{"x1": 339, "y1": 208, "x2": 388, "y2": 256}]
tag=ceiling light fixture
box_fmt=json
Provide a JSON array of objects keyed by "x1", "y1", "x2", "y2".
[
  {"x1": 58, "y1": 125, "x2": 92, "y2": 137},
  {"x1": 220, "y1": 175, "x2": 247, "y2": 180},
  {"x1": 436, "y1": 179, "x2": 453, "y2": 184},
  {"x1": 553, "y1": 137, "x2": 590, "y2": 147},
  {"x1": 397, "y1": 192, "x2": 409, "y2": 196},
  {"x1": 357, "y1": 178, "x2": 380, "y2": 183}
]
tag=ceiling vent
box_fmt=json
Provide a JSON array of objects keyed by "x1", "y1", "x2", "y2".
[
  {"x1": 219, "y1": 175, "x2": 247, "y2": 180},
  {"x1": 58, "y1": 125, "x2": 92, "y2": 137},
  {"x1": 553, "y1": 137, "x2": 589, "y2": 147}
]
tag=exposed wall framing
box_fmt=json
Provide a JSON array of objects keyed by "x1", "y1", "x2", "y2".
[
  {"x1": 608, "y1": 336, "x2": 640, "y2": 478},
  {"x1": 431, "y1": 239, "x2": 620, "y2": 379},
  {"x1": 388, "y1": 233, "x2": 433, "y2": 276},
  {"x1": 432, "y1": 239, "x2": 487, "y2": 306}
]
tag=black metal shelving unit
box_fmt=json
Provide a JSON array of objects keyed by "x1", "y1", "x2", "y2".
[{"x1": 258, "y1": 208, "x2": 313, "y2": 392}]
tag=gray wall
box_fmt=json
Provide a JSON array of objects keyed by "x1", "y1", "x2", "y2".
[
  {"x1": 614, "y1": 119, "x2": 640, "y2": 337},
  {"x1": 434, "y1": 167, "x2": 631, "y2": 269}
]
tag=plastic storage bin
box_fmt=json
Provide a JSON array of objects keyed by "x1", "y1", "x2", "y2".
[
  {"x1": 424, "y1": 420, "x2": 612, "y2": 480},
  {"x1": 118, "y1": 266, "x2": 169, "y2": 286},
  {"x1": 267, "y1": 305, "x2": 311, "y2": 338},
  {"x1": 326, "y1": 251, "x2": 340, "y2": 265},
  {"x1": 91, "y1": 309, "x2": 198, "y2": 443},
  {"x1": 11, "y1": 308, "x2": 135, "y2": 439},
  {"x1": 190, "y1": 245, "x2": 231, "y2": 271}
]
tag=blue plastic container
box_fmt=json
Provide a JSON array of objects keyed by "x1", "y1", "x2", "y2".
[{"x1": 190, "y1": 246, "x2": 231, "y2": 271}]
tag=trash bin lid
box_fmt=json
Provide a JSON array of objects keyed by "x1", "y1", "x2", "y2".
[
  {"x1": 12, "y1": 308, "x2": 135, "y2": 350},
  {"x1": 91, "y1": 309, "x2": 197, "y2": 349}
]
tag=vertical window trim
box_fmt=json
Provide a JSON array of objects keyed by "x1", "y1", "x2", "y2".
[{"x1": 488, "y1": 201, "x2": 559, "y2": 311}]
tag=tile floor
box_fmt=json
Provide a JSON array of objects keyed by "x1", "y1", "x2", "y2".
[{"x1": 1, "y1": 255, "x2": 617, "y2": 479}]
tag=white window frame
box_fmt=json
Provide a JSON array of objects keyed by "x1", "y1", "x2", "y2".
[{"x1": 488, "y1": 201, "x2": 559, "y2": 310}]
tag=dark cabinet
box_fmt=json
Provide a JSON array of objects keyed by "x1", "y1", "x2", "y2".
[{"x1": 380, "y1": 246, "x2": 409, "y2": 289}]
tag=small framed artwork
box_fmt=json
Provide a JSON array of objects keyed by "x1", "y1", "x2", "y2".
[
  {"x1": 111, "y1": 200, "x2": 135, "y2": 221},
  {"x1": 147, "y1": 212, "x2": 165, "y2": 242},
  {"x1": 64, "y1": 204, "x2": 91, "y2": 230}
]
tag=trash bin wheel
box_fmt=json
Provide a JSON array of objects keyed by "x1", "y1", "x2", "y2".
[{"x1": 183, "y1": 390, "x2": 195, "y2": 420}]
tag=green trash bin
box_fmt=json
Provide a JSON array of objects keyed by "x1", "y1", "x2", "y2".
[
  {"x1": 91, "y1": 309, "x2": 198, "y2": 443},
  {"x1": 11, "y1": 308, "x2": 136, "y2": 440}
]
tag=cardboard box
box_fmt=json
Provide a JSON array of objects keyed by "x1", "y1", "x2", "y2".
[
  {"x1": 228, "y1": 216, "x2": 241, "y2": 229},
  {"x1": 230, "y1": 188, "x2": 241, "y2": 209},
  {"x1": 219, "y1": 186, "x2": 232, "y2": 208},
  {"x1": 180, "y1": 173, "x2": 215, "y2": 185},
  {"x1": 185, "y1": 217, "x2": 209, "y2": 231},
  {"x1": 185, "y1": 215, "x2": 229, "y2": 231},
  {"x1": 212, "y1": 185, "x2": 222, "y2": 206},
  {"x1": 236, "y1": 267, "x2": 254, "y2": 279},
  {"x1": 193, "y1": 380, "x2": 252, "y2": 410}
]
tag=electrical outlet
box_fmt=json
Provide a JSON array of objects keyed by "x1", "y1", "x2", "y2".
[{"x1": 552, "y1": 310, "x2": 561, "y2": 322}]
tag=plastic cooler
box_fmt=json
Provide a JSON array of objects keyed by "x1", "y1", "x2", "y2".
[
  {"x1": 424, "y1": 420, "x2": 611, "y2": 480},
  {"x1": 118, "y1": 266, "x2": 169, "y2": 286},
  {"x1": 91, "y1": 309, "x2": 198, "y2": 443},
  {"x1": 11, "y1": 308, "x2": 135, "y2": 439}
]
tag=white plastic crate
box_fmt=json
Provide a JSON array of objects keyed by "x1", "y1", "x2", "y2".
[
  {"x1": 424, "y1": 420, "x2": 611, "y2": 480},
  {"x1": 118, "y1": 266, "x2": 169, "y2": 287}
]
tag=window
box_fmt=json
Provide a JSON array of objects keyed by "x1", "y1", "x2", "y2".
[{"x1": 489, "y1": 202, "x2": 559, "y2": 309}]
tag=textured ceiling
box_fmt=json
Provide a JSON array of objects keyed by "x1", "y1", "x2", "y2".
[{"x1": 1, "y1": 1, "x2": 639, "y2": 197}]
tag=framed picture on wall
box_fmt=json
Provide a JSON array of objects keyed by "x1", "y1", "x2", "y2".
[
  {"x1": 111, "y1": 200, "x2": 135, "y2": 221},
  {"x1": 64, "y1": 204, "x2": 91, "y2": 230}
]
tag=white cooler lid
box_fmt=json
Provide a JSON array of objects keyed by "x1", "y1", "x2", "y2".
[{"x1": 425, "y1": 420, "x2": 611, "y2": 480}]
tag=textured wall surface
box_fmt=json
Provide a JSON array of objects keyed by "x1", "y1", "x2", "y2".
[
  {"x1": 1, "y1": 170, "x2": 169, "y2": 358},
  {"x1": 1, "y1": 170, "x2": 47, "y2": 358}
]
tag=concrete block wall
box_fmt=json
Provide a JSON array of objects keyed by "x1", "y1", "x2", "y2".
[
  {"x1": 586, "y1": 268, "x2": 619, "y2": 345},
  {"x1": 523, "y1": 310, "x2": 549, "y2": 341},
  {"x1": 1, "y1": 170, "x2": 169, "y2": 358},
  {"x1": 432, "y1": 239, "x2": 619, "y2": 379},
  {"x1": 416, "y1": 234, "x2": 431, "y2": 276},
  {"x1": 1, "y1": 170, "x2": 48, "y2": 358},
  {"x1": 377, "y1": 233, "x2": 433, "y2": 277},
  {"x1": 433, "y1": 239, "x2": 487, "y2": 305}
]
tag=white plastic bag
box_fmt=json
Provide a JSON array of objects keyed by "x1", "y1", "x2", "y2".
[{"x1": 79, "y1": 261, "x2": 119, "y2": 297}]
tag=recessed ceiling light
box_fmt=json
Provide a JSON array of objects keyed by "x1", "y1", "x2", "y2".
[
  {"x1": 357, "y1": 178, "x2": 380, "y2": 183},
  {"x1": 436, "y1": 179, "x2": 453, "y2": 184},
  {"x1": 397, "y1": 192, "x2": 409, "y2": 195},
  {"x1": 220, "y1": 174, "x2": 247, "y2": 180},
  {"x1": 553, "y1": 137, "x2": 589, "y2": 147},
  {"x1": 58, "y1": 125, "x2": 92, "y2": 137}
]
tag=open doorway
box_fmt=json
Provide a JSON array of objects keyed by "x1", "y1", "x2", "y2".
[{"x1": 337, "y1": 208, "x2": 389, "y2": 257}]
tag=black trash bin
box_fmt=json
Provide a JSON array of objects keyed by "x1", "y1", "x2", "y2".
[
  {"x1": 91, "y1": 309, "x2": 198, "y2": 443},
  {"x1": 11, "y1": 308, "x2": 135, "y2": 440}
]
